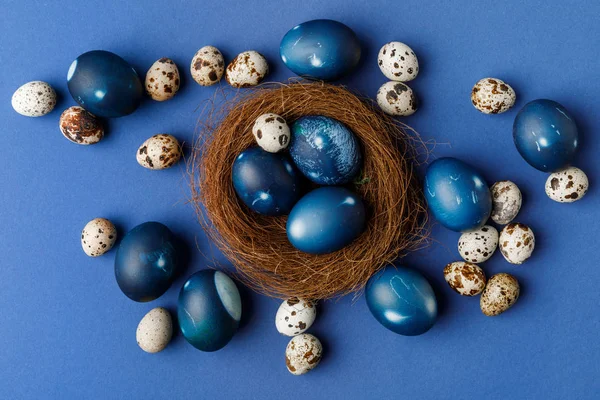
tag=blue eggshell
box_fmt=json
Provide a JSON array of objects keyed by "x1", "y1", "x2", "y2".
[
  {"x1": 114, "y1": 222, "x2": 178, "y2": 302},
  {"x1": 177, "y1": 270, "x2": 242, "y2": 352},
  {"x1": 67, "y1": 50, "x2": 143, "y2": 118},
  {"x1": 287, "y1": 187, "x2": 366, "y2": 254},
  {"x1": 513, "y1": 99, "x2": 579, "y2": 172},
  {"x1": 290, "y1": 116, "x2": 362, "y2": 185},
  {"x1": 366, "y1": 265, "x2": 438, "y2": 336},
  {"x1": 280, "y1": 19, "x2": 361, "y2": 81},
  {"x1": 424, "y1": 157, "x2": 492, "y2": 232},
  {"x1": 232, "y1": 147, "x2": 303, "y2": 216}
]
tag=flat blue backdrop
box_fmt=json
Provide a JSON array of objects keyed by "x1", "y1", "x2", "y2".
[{"x1": 1, "y1": 1, "x2": 598, "y2": 398}]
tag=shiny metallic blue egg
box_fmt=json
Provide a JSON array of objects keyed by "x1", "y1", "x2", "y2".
[
  {"x1": 178, "y1": 270, "x2": 242, "y2": 352},
  {"x1": 366, "y1": 265, "x2": 438, "y2": 336},
  {"x1": 67, "y1": 50, "x2": 143, "y2": 118},
  {"x1": 513, "y1": 99, "x2": 579, "y2": 172},
  {"x1": 280, "y1": 19, "x2": 361, "y2": 81},
  {"x1": 424, "y1": 157, "x2": 492, "y2": 232}
]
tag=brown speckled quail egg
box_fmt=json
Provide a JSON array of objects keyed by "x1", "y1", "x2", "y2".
[
  {"x1": 285, "y1": 333, "x2": 323, "y2": 376},
  {"x1": 499, "y1": 223, "x2": 535, "y2": 264},
  {"x1": 226, "y1": 51, "x2": 269, "y2": 88},
  {"x1": 545, "y1": 166, "x2": 589, "y2": 203},
  {"x1": 190, "y1": 46, "x2": 225, "y2": 86},
  {"x1": 136, "y1": 307, "x2": 173, "y2": 353},
  {"x1": 458, "y1": 225, "x2": 498, "y2": 263},
  {"x1": 81, "y1": 218, "x2": 117, "y2": 257},
  {"x1": 491, "y1": 180, "x2": 522, "y2": 225},
  {"x1": 377, "y1": 81, "x2": 418, "y2": 116},
  {"x1": 480, "y1": 273, "x2": 520, "y2": 316},
  {"x1": 11, "y1": 81, "x2": 56, "y2": 117},
  {"x1": 471, "y1": 78, "x2": 516, "y2": 114},
  {"x1": 136, "y1": 134, "x2": 182, "y2": 170},
  {"x1": 145, "y1": 58, "x2": 180, "y2": 101},
  {"x1": 377, "y1": 42, "x2": 419, "y2": 82},
  {"x1": 253, "y1": 113, "x2": 290, "y2": 153},
  {"x1": 59, "y1": 106, "x2": 104, "y2": 145},
  {"x1": 443, "y1": 261, "x2": 486, "y2": 296},
  {"x1": 275, "y1": 298, "x2": 316, "y2": 336}
]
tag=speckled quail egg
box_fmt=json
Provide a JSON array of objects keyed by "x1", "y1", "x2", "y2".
[
  {"x1": 377, "y1": 42, "x2": 419, "y2": 82},
  {"x1": 145, "y1": 58, "x2": 180, "y2": 101},
  {"x1": 190, "y1": 46, "x2": 225, "y2": 86},
  {"x1": 285, "y1": 333, "x2": 323, "y2": 376},
  {"x1": 471, "y1": 78, "x2": 516, "y2": 114},
  {"x1": 480, "y1": 273, "x2": 520, "y2": 316},
  {"x1": 377, "y1": 81, "x2": 418, "y2": 116},
  {"x1": 252, "y1": 113, "x2": 290, "y2": 153},
  {"x1": 499, "y1": 223, "x2": 535, "y2": 264},
  {"x1": 545, "y1": 166, "x2": 589, "y2": 203},
  {"x1": 458, "y1": 225, "x2": 498, "y2": 263},
  {"x1": 81, "y1": 218, "x2": 117, "y2": 257},
  {"x1": 136, "y1": 307, "x2": 173, "y2": 353},
  {"x1": 275, "y1": 298, "x2": 316, "y2": 336},
  {"x1": 443, "y1": 261, "x2": 486, "y2": 296},
  {"x1": 226, "y1": 51, "x2": 269, "y2": 88},
  {"x1": 491, "y1": 180, "x2": 522, "y2": 225},
  {"x1": 59, "y1": 106, "x2": 104, "y2": 145},
  {"x1": 136, "y1": 134, "x2": 182, "y2": 170},
  {"x1": 11, "y1": 81, "x2": 56, "y2": 117}
]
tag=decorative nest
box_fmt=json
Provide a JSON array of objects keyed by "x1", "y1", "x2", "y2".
[{"x1": 190, "y1": 81, "x2": 428, "y2": 300}]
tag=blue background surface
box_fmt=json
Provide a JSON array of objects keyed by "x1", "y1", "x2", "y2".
[{"x1": 1, "y1": 0, "x2": 598, "y2": 398}]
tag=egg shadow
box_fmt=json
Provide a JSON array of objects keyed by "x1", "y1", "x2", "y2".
[
  {"x1": 234, "y1": 280, "x2": 255, "y2": 333},
  {"x1": 172, "y1": 232, "x2": 194, "y2": 283}
]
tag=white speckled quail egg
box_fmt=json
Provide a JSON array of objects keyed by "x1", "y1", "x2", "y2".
[
  {"x1": 59, "y1": 106, "x2": 104, "y2": 145},
  {"x1": 285, "y1": 333, "x2": 323, "y2": 375},
  {"x1": 480, "y1": 273, "x2": 520, "y2": 316},
  {"x1": 377, "y1": 81, "x2": 418, "y2": 116},
  {"x1": 226, "y1": 51, "x2": 269, "y2": 88},
  {"x1": 377, "y1": 42, "x2": 419, "y2": 82},
  {"x1": 275, "y1": 298, "x2": 316, "y2": 336},
  {"x1": 499, "y1": 223, "x2": 535, "y2": 264},
  {"x1": 190, "y1": 46, "x2": 225, "y2": 86},
  {"x1": 11, "y1": 81, "x2": 57, "y2": 117},
  {"x1": 81, "y1": 218, "x2": 117, "y2": 257},
  {"x1": 145, "y1": 58, "x2": 180, "y2": 101},
  {"x1": 491, "y1": 180, "x2": 522, "y2": 225},
  {"x1": 443, "y1": 261, "x2": 486, "y2": 296},
  {"x1": 458, "y1": 225, "x2": 498, "y2": 263},
  {"x1": 545, "y1": 166, "x2": 589, "y2": 203},
  {"x1": 136, "y1": 307, "x2": 173, "y2": 353},
  {"x1": 471, "y1": 78, "x2": 516, "y2": 114},
  {"x1": 252, "y1": 113, "x2": 290, "y2": 153},
  {"x1": 137, "y1": 134, "x2": 182, "y2": 170}
]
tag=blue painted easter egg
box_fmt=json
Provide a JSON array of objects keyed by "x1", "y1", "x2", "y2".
[
  {"x1": 67, "y1": 50, "x2": 143, "y2": 118},
  {"x1": 424, "y1": 157, "x2": 492, "y2": 232},
  {"x1": 114, "y1": 222, "x2": 177, "y2": 302},
  {"x1": 513, "y1": 99, "x2": 579, "y2": 172},
  {"x1": 287, "y1": 187, "x2": 366, "y2": 254},
  {"x1": 178, "y1": 270, "x2": 242, "y2": 352},
  {"x1": 280, "y1": 19, "x2": 361, "y2": 81},
  {"x1": 290, "y1": 116, "x2": 362, "y2": 185},
  {"x1": 366, "y1": 265, "x2": 438, "y2": 336},
  {"x1": 232, "y1": 147, "x2": 303, "y2": 216}
]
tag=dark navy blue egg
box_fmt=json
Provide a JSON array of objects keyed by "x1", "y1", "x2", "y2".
[
  {"x1": 232, "y1": 147, "x2": 303, "y2": 216},
  {"x1": 287, "y1": 187, "x2": 366, "y2": 254},
  {"x1": 290, "y1": 116, "x2": 362, "y2": 185},
  {"x1": 280, "y1": 19, "x2": 361, "y2": 81},
  {"x1": 177, "y1": 270, "x2": 242, "y2": 352},
  {"x1": 114, "y1": 222, "x2": 177, "y2": 302},
  {"x1": 424, "y1": 157, "x2": 492, "y2": 232},
  {"x1": 513, "y1": 99, "x2": 579, "y2": 172},
  {"x1": 67, "y1": 50, "x2": 143, "y2": 118},
  {"x1": 366, "y1": 265, "x2": 438, "y2": 336}
]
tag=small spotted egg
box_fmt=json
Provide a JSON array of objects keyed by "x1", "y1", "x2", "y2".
[
  {"x1": 499, "y1": 223, "x2": 535, "y2": 264},
  {"x1": 11, "y1": 81, "x2": 57, "y2": 117},
  {"x1": 545, "y1": 166, "x2": 589, "y2": 203},
  {"x1": 491, "y1": 180, "x2": 522, "y2": 225},
  {"x1": 136, "y1": 134, "x2": 182, "y2": 170},
  {"x1": 136, "y1": 307, "x2": 173, "y2": 353},
  {"x1": 81, "y1": 218, "x2": 117, "y2": 257},
  {"x1": 190, "y1": 46, "x2": 225, "y2": 86},
  {"x1": 458, "y1": 225, "x2": 498, "y2": 263},
  {"x1": 480, "y1": 273, "x2": 520, "y2": 316},
  {"x1": 376, "y1": 81, "x2": 418, "y2": 116},
  {"x1": 226, "y1": 51, "x2": 269, "y2": 88},
  {"x1": 59, "y1": 106, "x2": 104, "y2": 145},
  {"x1": 377, "y1": 42, "x2": 419, "y2": 82},
  {"x1": 252, "y1": 113, "x2": 290, "y2": 153},
  {"x1": 285, "y1": 333, "x2": 323, "y2": 376},
  {"x1": 443, "y1": 261, "x2": 486, "y2": 296},
  {"x1": 471, "y1": 78, "x2": 516, "y2": 114},
  {"x1": 275, "y1": 298, "x2": 316, "y2": 336},
  {"x1": 145, "y1": 58, "x2": 180, "y2": 101}
]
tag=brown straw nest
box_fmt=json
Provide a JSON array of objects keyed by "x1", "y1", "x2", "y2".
[{"x1": 190, "y1": 81, "x2": 429, "y2": 300}]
